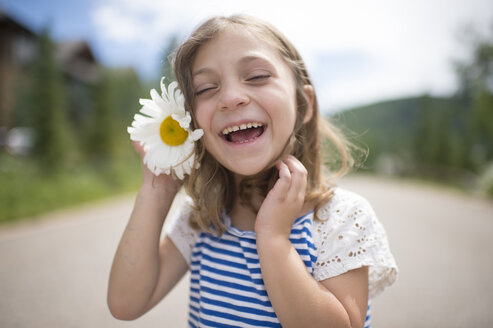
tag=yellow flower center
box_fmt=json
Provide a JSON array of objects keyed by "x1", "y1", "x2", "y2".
[{"x1": 160, "y1": 116, "x2": 188, "y2": 146}]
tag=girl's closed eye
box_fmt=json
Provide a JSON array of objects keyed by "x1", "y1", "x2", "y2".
[
  {"x1": 246, "y1": 72, "x2": 271, "y2": 85},
  {"x1": 196, "y1": 85, "x2": 217, "y2": 96},
  {"x1": 247, "y1": 73, "x2": 270, "y2": 81}
]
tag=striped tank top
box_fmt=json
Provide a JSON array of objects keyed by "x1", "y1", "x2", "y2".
[{"x1": 187, "y1": 211, "x2": 371, "y2": 327}]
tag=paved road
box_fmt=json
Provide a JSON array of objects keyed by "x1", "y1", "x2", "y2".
[{"x1": 1, "y1": 175, "x2": 492, "y2": 327}]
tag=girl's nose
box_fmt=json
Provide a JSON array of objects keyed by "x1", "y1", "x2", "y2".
[{"x1": 218, "y1": 82, "x2": 249, "y2": 110}]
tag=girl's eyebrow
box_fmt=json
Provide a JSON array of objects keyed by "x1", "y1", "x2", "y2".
[
  {"x1": 238, "y1": 55, "x2": 274, "y2": 67},
  {"x1": 192, "y1": 67, "x2": 214, "y2": 78}
]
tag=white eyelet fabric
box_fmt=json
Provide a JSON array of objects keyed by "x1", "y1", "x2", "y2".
[{"x1": 312, "y1": 189, "x2": 398, "y2": 299}]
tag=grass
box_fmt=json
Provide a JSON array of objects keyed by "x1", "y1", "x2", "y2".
[{"x1": 0, "y1": 153, "x2": 142, "y2": 224}]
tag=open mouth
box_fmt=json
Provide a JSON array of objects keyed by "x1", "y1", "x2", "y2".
[{"x1": 221, "y1": 122, "x2": 265, "y2": 143}]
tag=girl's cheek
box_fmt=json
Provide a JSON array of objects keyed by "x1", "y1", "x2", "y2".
[
  {"x1": 194, "y1": 103, "x2": 214, "y2": 129},
  {"x1": 193, "y1": 105, "x2": 206, "y2": 126}
]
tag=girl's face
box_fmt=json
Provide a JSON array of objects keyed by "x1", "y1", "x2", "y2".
[{"x1": 192, "y1": 28, "x2": 299, "y2": 176}]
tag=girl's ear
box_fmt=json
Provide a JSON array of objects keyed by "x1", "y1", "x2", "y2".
[{"x1": 302, "y1": 85, "x2": 315, "y2": 124}]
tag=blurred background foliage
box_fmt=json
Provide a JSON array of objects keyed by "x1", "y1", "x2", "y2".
[
  {"x1": 1, "y1": 21, "x2": 148, "y2": 222},
  {"x1": 335, "y1": 25, "x2": 493, "y2": 196},
  {"x1": 0, "y1": 15, "x2": 492, "y2": 223}
]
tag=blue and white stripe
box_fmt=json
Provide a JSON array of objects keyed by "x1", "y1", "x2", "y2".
[
  {"x1": 364, "y1": 303, "x2": 371, "y2": 328},
  {"x1": 187, "y1": 211, "x2": 371, "y2": 327}
]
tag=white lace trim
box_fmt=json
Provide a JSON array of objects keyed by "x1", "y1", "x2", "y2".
[
  {"x1": 164, "y1": 194, "x2": 198, "y2": 264},
  {"x1": 313, "y1": 189, "x2": 398, "y2": 299},
  {"x1": 165, "y1": 188, "x2": 398, "y2": 299}
]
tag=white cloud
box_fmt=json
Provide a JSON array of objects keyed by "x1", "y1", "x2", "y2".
[
  {"x1": 92, "y1": 5, "x2": 144, "y2": 43},
  {"x1": 91, "y1": 0, "x2": 493, "y2": 113}
]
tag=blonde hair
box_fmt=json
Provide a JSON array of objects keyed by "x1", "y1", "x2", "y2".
[{"x1": 174, "y1": 15, "x2": 356, "y2": 234}]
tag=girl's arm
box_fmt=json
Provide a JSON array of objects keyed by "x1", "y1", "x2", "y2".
[
  {"x1": 255, "y1": 156, "x2": 368, "y2": 328},
  {"x1": 107, "y1": 143, "x2": 189, "y2": 320}
]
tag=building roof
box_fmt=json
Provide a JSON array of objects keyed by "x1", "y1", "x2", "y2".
[
  {"x1": 57, "y1": 40, "x2": 100, "y2": 84},
  {"x1": 1, "y1": 10, "x2": 100, "y2": 84},
  {"x1": 0, "y1": 10, "x2": 35, "y2": 36}
]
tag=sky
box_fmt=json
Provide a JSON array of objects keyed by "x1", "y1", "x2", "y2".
[{"x1": 1, "y1": 0, "x2": 492, "y2": 114}]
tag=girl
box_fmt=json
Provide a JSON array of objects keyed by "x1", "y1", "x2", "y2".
[{"x1": 108, "y1": 15, "x2": 397, "y2": 328}]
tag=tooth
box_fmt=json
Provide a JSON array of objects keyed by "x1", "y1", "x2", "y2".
[{"x1": 224, "y1": 123, "x2": 262, "y2": 135}]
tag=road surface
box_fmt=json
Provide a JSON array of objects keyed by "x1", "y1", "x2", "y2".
[{"x1": 0, "y1": 175, "x2": 492, "y2": 327}]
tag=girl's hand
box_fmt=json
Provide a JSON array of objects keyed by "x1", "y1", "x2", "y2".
[
  {"x1": 133, "y1": 141, "x2": 182, "y2": 194},
  {"x1": 255, "y1": 155, "x2": 307, "y2": 239}
]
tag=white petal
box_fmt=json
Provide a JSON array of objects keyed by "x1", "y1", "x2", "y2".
[
  {"x1": 190, "y1": 129, "x2": 204, "y2": 141},
  {"x1": 150, "y1": 88, "x2": 169, "y2": 112},
  {"x1": 173, "y1": 165, "x2": 185, "y2": 180},
  {"x1": 129, "y1": 124, "x2": 160, "y2": 143},
  {"x1": 139, "y1": 103, "x2": 163, "y2": 119},
  {"x1": 139, "y1": 98, "x2": 162, "y2": 113},
  {"x1": 184, "y1": 111, "x2": 192, "y2": 124},
  {"x1": 130, "y1": 121, "x2": 159, "y2": 135},
  {"x1": 182, "y1": 157, "x2": 193, "y2": 173},
  {"x1": 148, "y1": 147, "x2": 171, "y2": 174},
  {"x1": 179, "y1": 142, "x2": 194, "y2": 160},
  {"x1": 160, "y1": 77, "x2": 167, "y2": 97},
  {"x1": 128, "y1": 128, "x2": 149, "y2": 142},
  {"x1": 176, "y1": 93, "x2": 185, "y2": 109},
  {"x1": 148, "y1": 135, "x2": 164, "y2": 146},
  {"x1": 167, "y1": 81, "x2": 178, "y2": 102},
  {"x1": 132, "y1": 114, "x2": 156, "y2": 126},
  {"x1": 143, "y1": 149, "x2": 158, "y2": 175},
  {"x1": 168, "y1": 82, "x2": 186, "y2": 115},
  {"x1": 172, "y1": 113, "x2": 190, "y2": 129},
  {"x1": 168, "y1": 144, "x2": 182, "y2": 163},
  {"x1": 183, "y1": 155, "x2": 195, "y2": 173},
  {"x1": 153, "y1": 145, "x2": 175, "y2": 167}
]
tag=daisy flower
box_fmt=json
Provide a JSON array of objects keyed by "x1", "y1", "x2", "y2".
[{"x1": 128, "y1": 78, "x2": 203, "y2": 179}]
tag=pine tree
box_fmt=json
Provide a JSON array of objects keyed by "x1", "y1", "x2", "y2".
[
  {"x1": 88, "y1": 69, "x2": 117, "y2": 162},
  {"x1": 30, "y1": 27, "x2": 69, "y2": 170},
  {"x1": 454, "y1": 26, "x2": 493, "y2": 171}
]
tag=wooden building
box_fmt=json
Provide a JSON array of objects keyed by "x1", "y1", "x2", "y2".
[
  {"x1": 0, "y1": 11, "x2": 36, "y2": 131},
  {"x1": 0, "y1": 11, "x2": 100, "y2": 151}
]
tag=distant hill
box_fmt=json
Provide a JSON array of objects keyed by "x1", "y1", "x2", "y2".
[{"x1": 331, "y1": 95, "x2": 463, "y2": 172}]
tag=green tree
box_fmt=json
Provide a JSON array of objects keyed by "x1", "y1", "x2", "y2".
[
  {"x1": 106, "y1": 67, "x2": 145, "y2": 159},
  {"x1": 110, "y1": 68, "x2": 145, "y2": 122},
  {"x1": 413, "y1": 95, "x2": 434, "y2": 166},
  {"x1": 87, "y1": 69, "x2": 117, "y2": 162},
  {"x1": 454, "y1": 26, "x2": 493, "y2": 170},
  {"x1": 30, "y1": 28, "x2": 71, "y2": 170},
  {"x1": 413, "y1": 95, "x2": 453, "y2": 174}
]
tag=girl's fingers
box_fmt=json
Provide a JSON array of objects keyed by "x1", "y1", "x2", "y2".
[
  {"x1": 272, "y1": 160, "x2": 291, "y2": 199},
  {"x1": 277, "y1": 160, "x2": 290, "y2": 179},
  {"x1": 282, "y1": 156, "x2": 307, "y2": 201}
]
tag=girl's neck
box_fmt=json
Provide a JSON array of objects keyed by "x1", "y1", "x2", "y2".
[
  {"x1": 229, "y1": 174, "x2": 263, "y2": 231},
  {"x1": 229, "y1": 199, "x2": 258, "y2": 231}
]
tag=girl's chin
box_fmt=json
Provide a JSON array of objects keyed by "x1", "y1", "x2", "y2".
[{"x1": 227, "y1": 161, "x2": 278, "y2": 178}]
